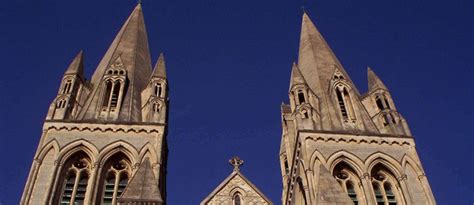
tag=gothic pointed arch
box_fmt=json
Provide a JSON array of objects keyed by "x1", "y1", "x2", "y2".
[
  {"x1": 326, "y1": 150, "x2": 365, "y2": 176},
  {"x1": 96, "y1": 151, "x2": 133, "y2": 205},
  {"x1": 97, "y1": 140, "x2": 139, "y2": 167},
  {"x1": 332, "y1": 161, "x2": 366, "y2": 205},
  {"x1": 36, "y1": 139, "x2": 60, "y2": 162},
  {"x1": 58, "y1": 139, "x2": 99, "y2": 164},
  {"x1": 138, "y1": 143, "x2": 159, "y2": 165},
  {"x1": 401, "y1": 155, "x2": 424, "y2": 176},
  {"x1": 332, "y1": 82, "x2": 357, "y2": 122},
  {"x1": 53, "y1": 150, "x2": 93, "y2": 204},
  {"x1": 309, "y1": 149, "x2": 327, "y2": 170},
  {"x1": 365, "y1": 152, "x2": 402, "y2": 177},
  {"x1": 370, "y1": 163, "x2": 405, "y2": 205}
]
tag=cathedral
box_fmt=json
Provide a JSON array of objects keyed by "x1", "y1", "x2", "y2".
[{"x1": 20, "y1": 4, "x2": 435, "y2": 205}]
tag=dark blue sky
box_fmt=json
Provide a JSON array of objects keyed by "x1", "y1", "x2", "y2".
[{"x1": 0, "y1": 0, "x2": 472, "y2": 204}]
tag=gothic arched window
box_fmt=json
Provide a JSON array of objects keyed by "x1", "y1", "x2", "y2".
[
  {"x1": 336, "y1": 88, "x2": 348, "y2": 119},
  {"x1": 98, "y1": 153, "x2": 131, "y2": 205},
  {"x1": 336, "y1": 86, "x2": 356, "y2": 122},
  {"x1": 101, "y1": 80, "x2": 125, "y2": 113},
  {"x1": 233, "y1": 192, "x2": 242, "y2": 205},
  {"x1": 371, "y1": 164, "x2": 400, "y2": 205},
  {"x1": 376, "y1": 97, "x2": 384, "y2": 110},
  {"x1": 375, "y1": 95, "x2": 391, "y2": 111},
  {"x1": 102, "y1": 81, "x2": 113, "y2": 108},
  {"x1": 333, "y1": 162, "x2": 362, "y2": 205},
  {"x1": 154, "y1": 83, "x2": 162, "y2": 97},
  {"x1": 62, "y1": 79, "x2": 73, "y2": 94},
  {"x1": 56, "y1": 151, "x2": 91, "y2": 205},
  {"x1": 297, "y1": 90, "x2": 305, "y2": 104},
  {"x1": 110, "y1": 81, "x2": 121, "y2": 110},
  {"x1": 153, "y1": 102, "x2": 160, "y2": 113}
]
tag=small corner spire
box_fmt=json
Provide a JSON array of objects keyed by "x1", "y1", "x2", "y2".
[
  {"x1": 367, "y1": 67, "x2": 388, "y2": 91},
  {"x1": 64, "y1": 50, "x2": 85, "y2": 77},
  {"x1": 152, "y1": 53, "x2": 167, "y2": 78},
  {"x1": 289, "y1": 62, "x2": 305, "y2": 88}
]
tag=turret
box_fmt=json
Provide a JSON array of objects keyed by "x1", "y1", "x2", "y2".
[
  {"x1": 361, "y1": 67, "x2": 412, "y2": 136},
  {"x1": 288, "y1": 62, "x2": 320, "y2": 130},
  {"x1": 46, "y1": 51, "x2": 89, "y2": 120},
  {"x1": 141, "y1": 53, "x2": 168, "y2": 123}
]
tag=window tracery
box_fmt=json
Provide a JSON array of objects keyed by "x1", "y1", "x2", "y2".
[
  {"x1": 333, "y1": 162, "x2": 362, "y2": 205},
  {"x1": 371, "y1": 164, "x2": 399, "y2": 205},
  {"x1": 98, "y1": 153, "x2": 131, "y2": 205},
  {"x1": 335, "y1": 86, "x2": 356, "y2": 122},
  {"x1": 57, "y1": 152, "x2": 91, "y2": 205}
]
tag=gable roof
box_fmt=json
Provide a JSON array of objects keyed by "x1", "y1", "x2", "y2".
[
  {"x1": 200, "y1": 170, "x2": 273, "y2": 205},
  {"x1": 118, "y1": 158, "x2": 162, "y2": 204}
]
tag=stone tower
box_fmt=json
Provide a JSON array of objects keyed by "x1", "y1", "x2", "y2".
[
  {"x1": 21, "y1": 4, "x2": 168, "y2": 205},
  {"x1": 279, "y1": 12, "x2": 436, "y2": 205}
]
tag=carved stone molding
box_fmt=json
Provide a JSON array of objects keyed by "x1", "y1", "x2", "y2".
[{"x1": 398, "y1": 174, "x2": 407, "y2": 181}]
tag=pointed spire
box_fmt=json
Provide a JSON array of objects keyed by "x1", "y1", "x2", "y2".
[
  {"x1": 298, "y1": 12, "x2": 357, "y2": 94},
  {"x1": 152, "y1": 53, "x2": 167, "y2": 78},
  {"x1": 90, "y1": 4, "x2": 151, "y2": 85},
  {"x1": 79, "y1": 4, "x2": 153, "y2": 122},
  {"x1": 64, "y1": 50, "x2": 84, "y2": 77},
  {"x1": 118, "y1": 158, "x2": 163, "y2": 203},
  {"x1": 289, "y1": 62, "x2": 305, "y2": 88},
  {"x1": 368, "y1": 67, "x2": 388, "y2": 91}
]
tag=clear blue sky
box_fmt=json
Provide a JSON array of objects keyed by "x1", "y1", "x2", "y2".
[{"x1": 0, "y1": 0, "x2": 472, "y2": 204}]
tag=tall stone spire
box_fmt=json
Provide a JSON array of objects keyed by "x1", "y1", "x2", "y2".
[
  {"x1": 295, "y1": 11, "x2": 378, "y2": 133},
  {"x1": 298, "y1": 12, "x2": 359, "y2": 96},
  {"x1": 64, "y1": 50, "x2": 84, "y2": 78},
  {"x1": 78, "y1": 4, "x2": 153, "y2": 122},
  {"x1": 152, "y1": 53, "x2": 167, "y2": 79},
  {"x1": 368, "y1": 67, "x2": 388, "y2": 91}
]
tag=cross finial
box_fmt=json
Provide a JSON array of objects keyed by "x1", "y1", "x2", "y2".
[
  {"x1": 229, "y1": 156, "x2": 244, "y2": 171},
  {"x1": 137, "y1": 0, "x2": 142, "y2": 5}
]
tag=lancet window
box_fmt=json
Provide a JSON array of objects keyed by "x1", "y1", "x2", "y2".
[
  {"x1": 57, "y1": 151, "x2": 91, "y2": 205},
  {"x1": 371, "y1": 164, "x2": 400, "y2": 205},
  {"x1": 57, "y1": 99, "x2": 67, "y2": 109},
  {"x1": 297, "y1": 90, "x2": 306, "y2": 104},
  {"x1": 98, "y1": 153, "x2": 131, "y2": 205},
  {"x1": 62, "y1": 79, "x2": 73, "y2": 94},
  {"x1": 333, "y1": 162, "x2": 362, "y2": 205},
  {"x1": 101, "y1": 80, "x2": 125, "y2": 112},
  {"x1": 154, "y1": 83, "x2": 163, "y2": 97},
  {"x1": 233, "y1": 192, "x2": 242, "y2": 205},
  {"x1": 375, "y1": 95, "x2": 391, "y2": 111},
  {"x1": 335, "y1": 86, "x2": 356, "y2": 122},
  {"x1": 153, "y1": 102, "x2": 160, "y2": 113}
]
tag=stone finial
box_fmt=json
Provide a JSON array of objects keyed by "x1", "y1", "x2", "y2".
[{"x1": 229, "y1": 156, "x2": 244, "y2": 171}]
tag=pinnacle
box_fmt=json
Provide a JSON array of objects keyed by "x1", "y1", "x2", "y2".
[
  {"x1": 289, "y1": 62, "x2": 305, "y2": 87},
  {"x1": 64, "y1": 50, "x2": 84, "y2": 77},
  {"x1": 152, "y1": 53, "x2": 167, "y2": 78},
  {"x1": 368, "y1": 67, "x2": 388, "y2": 91}
]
